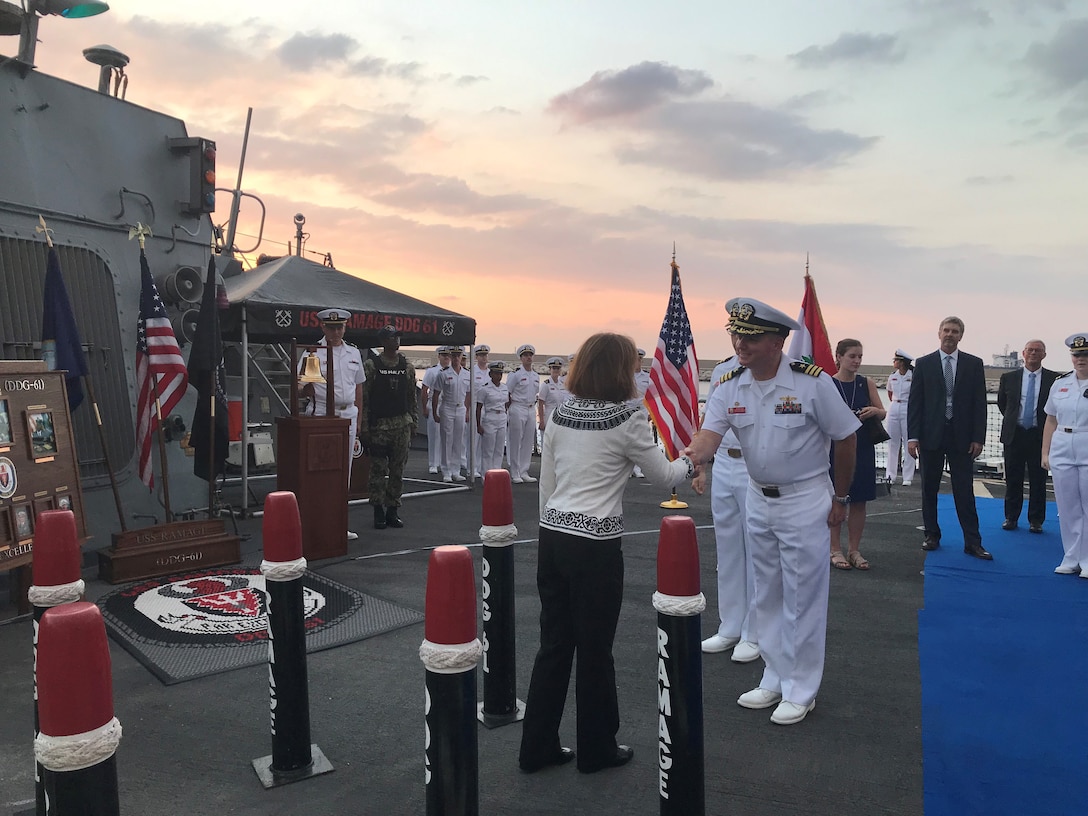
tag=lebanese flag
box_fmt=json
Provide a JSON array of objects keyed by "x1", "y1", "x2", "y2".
[{"x1": 787, "y1": 273, "x2": 836, "y2": 372}]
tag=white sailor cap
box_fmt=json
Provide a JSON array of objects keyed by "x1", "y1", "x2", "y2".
[
  {"x1": 637, "y1": 347, "x2": 646, "y2": 357},
  {"x1": 317, "y1": 307, "x2": 351, "y2": 324},
  {"x1": 447, "y1": 345, "x2": 464, "y2": 355},
  {"x1": 1066, "y1": 333, "x2": 1088, "y2": 355},
  {"x1": 725, "y1": 298, "x2": 800, "y2": 336},
  {"x1": 546, "y1": 356, "x2": 563, "y2": 367},
  {"x1": 474, "y1": 344, "x2": 490, "y2": 355},
  {"x1": 517, "y1": 344, "x2": 535, "y2": 357},
  {"x1": 436, "y1": 345, "x2": 451, "y2": 354},
  {"x1": 487, "y1": 360, "x2": 505, "y2": 371},
  {"x1": 893, "y1": 349, "x2": 913, "y2": 362}
]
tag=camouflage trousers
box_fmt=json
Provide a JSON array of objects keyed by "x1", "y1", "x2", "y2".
[{"x1": 368, "y1": 419, "x2": 412, "y2": 507}]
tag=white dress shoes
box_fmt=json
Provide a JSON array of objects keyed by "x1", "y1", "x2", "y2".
[
  {"x1": 428, "y1": 466, "x2": 439, "y2": 474},
  {"x1": 451, "y1": 473, "x2": 466, "y2": 482},
  {"x1": 520, "y1": 475, "x2": 537, "y2": 483},
  {"x1": 346, "y1": 531, "x2": 358, "y2": 541},
  {"x1": 442, "y1": 475, "x2": 453, "y2": 483},
  {"x1": 770, "y1": 699, "x2": 815, "y2": 725},
  {"x1": 701, "y1": 634, "x2": 739, "y2": 654},
  {"x1": 737, "y1": 687, "x2": 782, "y2": 710},
  {"x1": 511, "y1": 477, "x2": 524, "y2": 484},
  {"x1": 1055, "y1": 562, "x2": 1080, "y2": 575},
  {"x1": 730, "y1": 641, "x2": 761, "y2": 663}
]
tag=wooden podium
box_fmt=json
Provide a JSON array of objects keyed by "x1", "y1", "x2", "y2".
[{"x1": 276, "y1": 415, "x2": 349, "y2": 560}]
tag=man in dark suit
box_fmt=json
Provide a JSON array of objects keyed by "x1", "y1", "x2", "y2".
[
  {"x1": 996, "y1": 340, "x2": 1058, "y2": 533},
  {"x1": 907, "y1": 316, "x2": 992, "y2": 559}
]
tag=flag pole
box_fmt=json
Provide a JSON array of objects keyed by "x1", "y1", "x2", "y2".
[
  {"x1": 83, "y1": 377, "x2": 127, "y2": 531},
  {"x1": 206, "y1": 386, "x2": 216, "y2": 520},
  {"x1": 152, "y1": 373, "x2": 173, "y2": 523}
]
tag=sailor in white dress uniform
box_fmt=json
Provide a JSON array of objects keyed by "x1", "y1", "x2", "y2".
[
  {"x1": 470, "y1": 344, "x2": 492, "y2": 478},
  {"x1": 421, "y1": 347, "x2": 449, "y2": 474},
  {"x1": 506, "y1": 344, "x2": 540, "y2": 483},
  {"x1": 686, "y1": 297, "x2": 859, "y2": 726},
  {"x1": 537, "y1": 357, "x2": 570, "y2": 431},
  {"x1": 433, "y1": 346, "x2": 470, "y2": 483},
  {"x1": 626, "y1": 348, "x2": 652, "y2": 477},
  {"x1": 476, "y1": 360, "x2": 510, "y2": 473},
  {"x1": 885, "y1": 349, "x2": 915, "y2": 484},
  {"x1": 1042, "y1": 332, "x2": 1088, "y2": 576}
]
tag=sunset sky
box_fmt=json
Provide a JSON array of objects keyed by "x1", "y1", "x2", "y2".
[{"x1": 27, "y1": 0, "x2": 1088, "y2": 365}]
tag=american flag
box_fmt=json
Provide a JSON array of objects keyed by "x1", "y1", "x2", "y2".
[
  {"x1": 646, "y1": 257, "x2": 700, "y2": 459},
  {"x1": 136, "y1": 250, "x2": 188, "y2": 489}
]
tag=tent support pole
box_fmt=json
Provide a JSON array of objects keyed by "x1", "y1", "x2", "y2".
[{"x1": 241, "y1": 303, "x2": 250, "y2": 517}]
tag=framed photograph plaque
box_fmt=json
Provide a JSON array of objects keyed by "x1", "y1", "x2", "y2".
[
  {"x1": 0, "y1": 399, "x2": 11, "y2": 448},
  {"x1": 13, "y1": 503, "x2": 33, "y2": 541},
  {"x1": 25, "y1": 408, "x2": 57, "y2": 461}
]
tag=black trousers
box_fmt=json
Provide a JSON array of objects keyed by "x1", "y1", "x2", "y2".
[
  {"x1": 920, "y1": 422, "x2": 982, "y2": 547},
  {"x1": 519, "y1": 528, "x2": 623, "y2": 772},
  {"x1": 1003, "y1": 426, "x2": 1047, "y2": 525}
]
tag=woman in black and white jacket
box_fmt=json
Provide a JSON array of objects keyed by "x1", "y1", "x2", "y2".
[{"x1": 518, "y1": 333, "x2": 695, "y2": 775}]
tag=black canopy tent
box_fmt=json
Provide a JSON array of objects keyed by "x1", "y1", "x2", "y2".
[
  {"x1": 221, "y1": 255, "x2": 476, "y2": 346},
  {"x1": 219, "y1": 255, "x2": 476, "y2": 514}
]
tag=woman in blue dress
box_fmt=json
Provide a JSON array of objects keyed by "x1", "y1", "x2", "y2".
[{"x1": 828, "y1": 339, "x2": 886, "y2": 570}]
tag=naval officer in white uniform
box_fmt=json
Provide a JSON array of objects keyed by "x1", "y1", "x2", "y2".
[
  {"x1": 885, "y1": 349, "x2": 915, "y2": 484},
  {"x1": 420, "y1": 346, "x2": 449, "y2": 474},
  {"x1": 476, "y1": 359, "x2": 510, "y2": 473},
  {"x1": 537, "y1": 356, "x2": 569, "y2": 431},
  {"x1": 506, "y1": 344, "x2": 540, "y2": 483},
  {"x1": 298, "y1": 307, "x2": 367, "y2": 540},
  {"x1": 1042, "y1": 332, "x2": 1088, "y2": 576},
  {"x1": 627, "y1": 348, "x2": 653, "y2": 477},
  {"x1": 433, "y1": 345, "x2": 470, "y2": 483},
  {"x1": 697, "y1": 346, "x2": 760, "y2": 664},
  {"x1": 686, "y1": 297, "x2": 859, "y2": 726},
  {"x1": 470, "y1": 344, "x2": 492, "y2": 478}
]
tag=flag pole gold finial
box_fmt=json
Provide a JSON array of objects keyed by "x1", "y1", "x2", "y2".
[
  {"x1": 36, "y1": 215, "x2": 54, "y2": 248},
  {"x1": 805, "y1": 252, "x2": 810, "y2": 278},
  {"x1": 671, "y1": 242, "x2": 678, "y2": 271},
  {"x1": 128, "y1": 222, "x2": 153, "y2": 250}
]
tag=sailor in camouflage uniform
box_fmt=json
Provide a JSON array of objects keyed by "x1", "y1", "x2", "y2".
[
  {"x1": 686, "y1": 298, "x2": 859, "y2": 726},
  {"x1": 360, "y1": 325, "x2": 418, "y2": 530}
]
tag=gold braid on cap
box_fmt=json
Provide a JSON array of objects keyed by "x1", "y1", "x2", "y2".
[
  {"x1": 727, "y1": 301, "x2": 786, "y2": 336},
  {"x1": 1071, "y1": 335, "x2": 1088, "y2": 351}
]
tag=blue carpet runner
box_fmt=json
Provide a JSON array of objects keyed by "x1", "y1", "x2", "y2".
[{"x1": 920, "y1": 494, "x2": 1088, "y2": 816}]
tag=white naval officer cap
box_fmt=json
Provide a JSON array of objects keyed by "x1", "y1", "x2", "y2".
[
  {"x1": 487, "y1": 360, "x2": 506, "y2": 371},
  {"x1": 893, "y1": 348, "x2": 914, "y2": 362},
  {"x1": 546, "y1": 356, "x2": 563, "y2": 367},
  {"x1": 1066, "y1": 333, "x2": 1088, "y2": 355},
  {"x1": 436, "y1": 345, "x2": 449, "y2": 354},
  {"x1": 637, "y1": 348, "x2": 646, "y2": 357},
  {"x1": 447, "y1": 345, "x2": 464, "y2": 355},
  {"x1": 517, "y1": 344, "x2": 536, "y2": 356},
  {"x1": 725, "y1": 298, "x2": 800, "y2": 336},
  {"x1": 317, "y1": 307, "x2": 351, "y2": 324},
  {"x1": 474, "y1": 344, "x2": 490, "y2": 355}
]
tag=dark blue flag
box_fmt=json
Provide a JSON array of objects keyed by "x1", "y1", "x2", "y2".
[
  {"x1": 187, "y1": 255, "x2": 229, "y2": 481},
  {"x1": 41, "y1": 248, "x2": 89, "y2": 410}
]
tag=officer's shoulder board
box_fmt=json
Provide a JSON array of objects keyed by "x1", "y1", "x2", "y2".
[
  {"x1": 719, "y1": 365, "x2": 746, "y2": 383},
  {"x1": 790, "y1": 361, "x2": 824, "y2": 377},
  {"x1": 717, "y1": 355, "x2": 735, "y2": 366}
]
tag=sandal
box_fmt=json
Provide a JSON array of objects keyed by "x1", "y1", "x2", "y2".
[
  {"x1": 831, "y1": 551, "x2": 851, "y2": 570},
  {"x1": 848, "y1": 551, "x2": 870, "y2": 570}
]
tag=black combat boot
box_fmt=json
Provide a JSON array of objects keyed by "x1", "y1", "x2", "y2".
[
  {"x1": 385, "y1": 505, "x2": 404, "y2": 528},
  {"x1": 373, "y1": 503, "x2": 387, "y2": 530}
]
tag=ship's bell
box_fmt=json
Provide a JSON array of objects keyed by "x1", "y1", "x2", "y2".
[{"x1": 298, "y1": 352, "x2": 326, "y2": 384}]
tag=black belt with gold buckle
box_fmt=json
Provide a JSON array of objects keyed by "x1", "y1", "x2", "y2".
[
  {"x1": 726, "y1": 448, "x2": 743, "y2": 459},
  {"x1": 761, "y1": 486, "x2": 781, "y2": 498}
]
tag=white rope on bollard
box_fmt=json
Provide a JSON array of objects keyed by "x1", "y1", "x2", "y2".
[
  {"x1": 419, "y1": 638, "x2": 483, "y2": 674},
  {"x1": 35, "y1": 717, "x2": 123, "y2": 772},
  {"x1": 652, "y1": 591, "x2": 706, "y2": 617},
  {"x1": 478, "y1": 523, "x2": 518, "y2": 544},
  {"x1": 260, "y1": 557, "x2": 308, "y2": 582},
  {"x1": 28, "y1": 579, "x2": 85, "y2": 608}
]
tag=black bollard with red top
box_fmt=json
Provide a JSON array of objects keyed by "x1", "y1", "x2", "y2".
[
  {"x1": 420, "y1": 545, "x2": 480, "y2": 816},
  {"x1": 477, "y1": 469, "x2": 525, "y2": 728},
  {"x1": 653, "y1": 515, "x2": 705, "y2": 815},
  {"x1": 251, "y1": 491, "x2": 334, "y2": 788},
  {"x1": 35, "y1": 601, "x2": 121, "y2": 816},
  {"x1": 28, "y1": 510, "x2": 86, "y2": 816}
]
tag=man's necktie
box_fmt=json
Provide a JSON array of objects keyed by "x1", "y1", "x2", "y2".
[
  {"x1": 943, "y1": 355, "x2": 954, "y2": 419},
  {"x1": 1020, "y1": 371, "x2": 1036, "y2": 429}
]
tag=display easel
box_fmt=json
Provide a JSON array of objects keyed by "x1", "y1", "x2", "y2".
[{"x1": 0, "y1": 363, "x2": 87, "y2": 613}]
